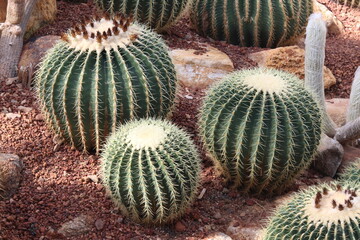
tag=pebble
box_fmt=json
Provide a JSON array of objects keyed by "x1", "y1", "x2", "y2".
[
  {"x1": 5, "y1": 113, "x2": 21, "y2": 120},
  {"x1": 214, "y1": 212, "x2": 222, "y2": 219},
  {"x1": 18, "y1": 106, "x2": 33, "y2": 113},
  {"x1": 84, "y1": 175, "x2": 99, "y2": 183},
  {"x1": 95, "y1": 219, "x2": 105, "y2": 230},
  {"x1": 175, "y1": 221, "x2": 186, "y2": 232}
]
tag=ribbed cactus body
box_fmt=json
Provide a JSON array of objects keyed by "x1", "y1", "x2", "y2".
[
  {"x1": 199, "y1": 68, "x2": 322, "y2": 195},
  {"x1": 101, "y1": 119, "x2": 200, "y2": 224},
  {"x1": 339, "y1": 159, "x2": 360, "y2": 185},
  {"x1": 95, "y1": 0, "x2": 191, "y2": 31},
  {"x1": 264, "y1": 183, "x2": 360, "y2": 240},
  {"x1": 36, "y1": 15, "x2": 177, "y2": 153},
  {"x1": 191, "y1": 0, "x2": 313, "y2": 48},
  {"x1": 338, "y1": 0, "x2": 360, "y2": 8}
]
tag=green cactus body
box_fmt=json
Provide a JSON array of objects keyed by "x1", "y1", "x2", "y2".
[
  {"x1": 199, "y1": 68, "x2": 322, "y2": 195},
  {"x1": 94, "y1": 0, "x2": 191, "y2": 31},
  {"x1": 338, "y1": 0, "x2": 360, "y2": 8},
  {"x1": 339, "y1": 159, "x2": 360, "y2": 185},
  {"x1": 264, "y1": 183, "x2": 360, "y2": 240},
  {"x1": 36, "y1": 15, "x2": 177, "y2": 153},
  {"x1": 101, "y1": 119, "x2": 201, "y2": 224},
  {"x1": 191, "y1": 0, "x2": 313, "y2": 48}
]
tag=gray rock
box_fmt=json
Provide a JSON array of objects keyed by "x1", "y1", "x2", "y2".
[
  {"x1": 203, "y1": 232, "x2": 232, "y2": 240},
  {"x1": 58, "y1": 214, "x2": 94, "y2": 238},
  {"x1": 226, "y1": 223, "x2": 262, "y2": 240},
  {"x1": 312, "y1": 135, "x2": 344, "y2": 177},
  {"x1": 0, "y1": 154, "x2": 23, "y2": 200}
]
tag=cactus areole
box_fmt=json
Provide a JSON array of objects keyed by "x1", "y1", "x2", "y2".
[
  {"x1": 264, "y1": 183, "x2": 360, "y2": 239},
  {"x1": 101, "y1": 119, "x2": 201, "y2": 224},
  {"x1": 199, "y1": 68, "x2": 322, "y2": 195},
  {"x1": 191, "y1": 0, "x2": 313, "y2": 48},
  {"x1": 36, "y1": 14, "x2": 177, "y2": 153}
]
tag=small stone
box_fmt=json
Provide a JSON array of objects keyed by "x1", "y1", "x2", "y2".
[
  {"x1": 34, "y1": 114, "x2": 44, "y2": 121},
  {"x1": 184, "y1": 95, "x2": 194, "y2": 100},
  {"x1": 0, "y1": 154, "x2": 23, "y2": 200},
  {"x1": 214, "y1": 212, "x2": 222, "y2": 219},
  {"x1": 58, "y1": 215, "x2": 94, "y2": 238},
  {"x1": 116, "y1": 217, "x2": 124, "y2": 224},
  {"x1": 18, "y1": 106, "x2": 33, "y2": 113},
  {"x1": 5, "y1": 113, "x2": 21, "y2": 120},
  {"x1": 6, "y1": 77, "x2": 17, "y2": 85},
  {"x1": 95, "y1": 219, "x2": 105, "y2": 230},
  {"x1": 175, "y1": 221, "x2": 186, "y2": 232},
  {"x1": 84, "y1": 175, "x2": 99, "y2": 184},
  {"x1": 203, "y1": 232, "x2": 232, "y2": 240}
]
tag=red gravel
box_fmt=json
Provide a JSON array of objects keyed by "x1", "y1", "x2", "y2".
[{"x1": 1, "y1": 0, "x2": 359, "y2": 239}]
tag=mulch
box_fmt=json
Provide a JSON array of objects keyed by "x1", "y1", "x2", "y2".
[{"x1": 1, "y1": 0, "x2": 359, "y2": 239}]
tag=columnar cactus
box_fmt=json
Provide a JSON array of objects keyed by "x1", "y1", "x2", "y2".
[
  {"x1": 191, "y1": 0, "x2": 313, "y2": 48},
  {"x1": 94, "y1": 0, "x2": 191, "y2": 31},
  {"x1": 36, "y1": 14, "x2": 177, "y2": 153},
  {"x1": 264, "y1": 183, "x2": 360, "y2": 239},
  {"x1": 199, "y1": 68, "x2": 322, "y2": 195},
  {"x1": 339, "y1": 159, "x2": 360, "y2": 185},
  {"x1": 337, "y1": 0, "x2": 360, "y2": 8},
  {"x1": 101, "y1": 119, "x2": 201, "y2": 224}
]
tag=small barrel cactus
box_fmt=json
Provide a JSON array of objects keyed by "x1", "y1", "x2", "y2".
[
  {"x1": 199, "y1": 68, "x2": 322, "y2": 195},
  {"x1": 339, "y1": 159, "x2": 360, "y2": 185},
  {"x1": 264, "y1": 183, "x2": 360, "y2": 239},
  {"x1": 337, "y1": 0, "x2": 360, "y2": 8},
  {"x1": 191, "y1": 0, "x2": 313, "y2": 48},
  {"x1": 101, "y1": 119, "x2": 201, "y2": 224},
  {"x1": 36, "y1": 14, "x2": 177, "y2": 153},
  {"x1": 94, "y1": 0, "x2": 191, "y2": 31}
]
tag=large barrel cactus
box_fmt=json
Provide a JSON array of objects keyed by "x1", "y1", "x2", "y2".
[
  {"x1": 94, "y1": 0, "x2": 191, "y2": 31},
  {"x1": 264, "y1": 182, "x2": 360, "y2": 239},
  {"x1": 337, "y1": 0, "x2": 360, "y2": 8},
  {"x1": 191, "y1": 0, "x2": 313, "y2": 48},
  {"x1": 199, "y1": 68, "x2": 322, "y2": 195},
  {"x1": 339, "y1": 159, "x2": 360, "y2": 185},
  {"x1": 101, "y1": 119, "x2": 201, "y2": 224},
  {"x1": 36, "y1": 14, "x2": 177, "y2": 153}
]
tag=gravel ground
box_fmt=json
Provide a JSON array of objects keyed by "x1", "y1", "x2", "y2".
[{"x1": 1, "y1": 0, "x2": 359, "y2": 239}]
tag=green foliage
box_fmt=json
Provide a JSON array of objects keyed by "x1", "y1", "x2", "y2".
[
  {"x1": 36, "y1": 15, "x2": 177, "y2": 153},
  {"x1": 339, "y1": 159, "x2": 360, "y2": 185},
  {"x1": 101, "y1": 119, "x2": 201, "y2": 224},
  {"x1": 337, "y1": 0, "x2": 360, "y2": 8},
  {"x1": 94, "y1": 0, "x2": 192, "y2": 31},
  {"x1": 264, "y1": 183, "x2": 360, "y2": 239},
  {"x1": 199, "y1": 68, "x2": 322, "y2": 195},
  {"x1": 191, "y1": 0, "x2": 313, "y2": 48}
]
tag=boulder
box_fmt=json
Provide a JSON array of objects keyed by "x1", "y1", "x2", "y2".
[
  {"x1": 0, "y1": 0, "x2": 56, "y2": 38},
  {"x1": 170, "y1": 46, "x2": 234, "y2": 90},
  {"x1": 313, "y1": 1, "x2": 345, "y2": 35},
  {"x1": 248, "y1": 46, "x2": 336, "y2": 89},
  {"x1": 18, "y1": 35, "x2": 60, "y2": 87},
  {"x1": 0, "y1": 153, "x2": 23, "y2": 200},
  {"x1": 325, "y1": 98, "x2": 349, "y2": 127}
]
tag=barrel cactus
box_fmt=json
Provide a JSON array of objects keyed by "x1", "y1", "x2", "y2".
[
  {"x1": 199, "y1": 68, "x2": 322, "y2": 195},
  {"x1": 339, "y1": 159, "x2": 360, "y2": 185},
  {"x1": 337, "y1": 0, "x2": 360, "y2": 8},
  {"x1": 101, "y1": 119, "x2": 201, "y2": 224},
  {"x1": 191, "y1": 0, "x2": 313, "y2": 48},
  {"x1": 36, "y1": 14, "x2": 177, "y2": 153},
  {"x1": 264, "y1": 182, "x2": 360, "y2": 239},
  {"x1": 94, "y1": 0, "x2": 192, "y2": 31}
]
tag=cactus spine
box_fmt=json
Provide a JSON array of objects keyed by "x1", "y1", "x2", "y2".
[
  {"x1": 337, "y1": 0, "x2": 360, "y2": 8},
  {"x1": 199, "y1": 68, "x2": 322, "y2": 195},
  {"x1": 36, "y1": 14, "x2": 177, "y2": 153},
  {"x1": 101, "y1": 119, "x2": 201, "y2": 224},
  {"x1": 94, "y1": 0, "x2": 192, "y2": 31},
  {"x1": 191, "y1": 0, "x2": 313, "y2": 48},
  {"x1": 305, "y1": 13, "x2": 337, "y2": 137},
  {"x1": 264, "y1": 183, "x2": 360, "y2": 240}
]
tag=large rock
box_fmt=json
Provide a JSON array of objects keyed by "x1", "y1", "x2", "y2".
[
  {"x1": 248, "y1": 46, "x2": 336, "y2": 89},
  {"x1": 18, "y1": 35, "x2": 60, "y2": 87},
  {"x1": 0, "y1": 0, "x2": 56, "y2": 38},
  {"x1": 58, "y1": 215, "x2": 94, "y2": 238},
  {"x1": 170, "y1": 46, "x2": 234, "y2": 90},
  {"x1": 325, "y1": 98, "x2": 349, "y2": 127},
  {"x1": 0, "y1": 153, "x2": 23, "y2": 200},
  {"x1": 313, "y1": 1, "x2": 345, "y2": 35}
]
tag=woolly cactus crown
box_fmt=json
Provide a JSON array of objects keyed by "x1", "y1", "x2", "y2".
[
  {"x1": 36, "y1": 14, "x2": 177, "y2": 153},
  {"x1": 264, "y1": 183, "x2": 360, "y2": 239},
  {"x1": 101, "y1": 119, "x2": 201, "y2": 224},
  {"x1": 199, "y1": 68, "x2": 322, "y2": 195}
]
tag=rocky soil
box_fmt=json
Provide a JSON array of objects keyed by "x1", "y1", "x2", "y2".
[{"x1": 1, "y1": 0, "x2": 360, "y2": 239}]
